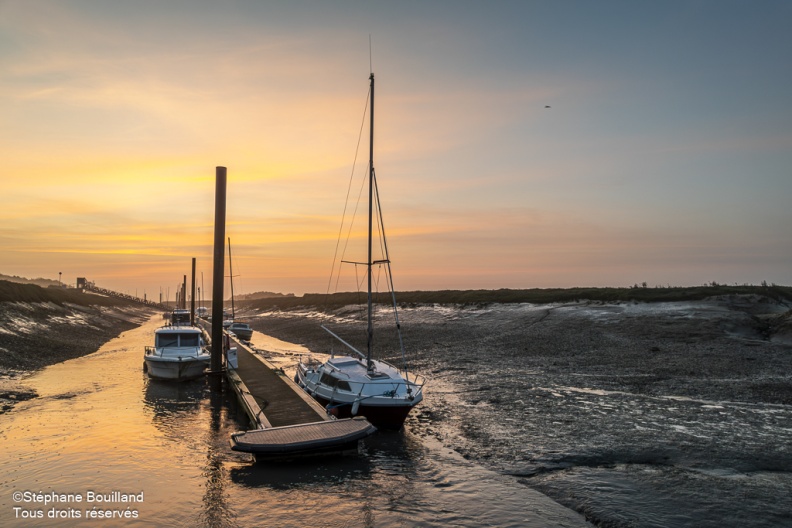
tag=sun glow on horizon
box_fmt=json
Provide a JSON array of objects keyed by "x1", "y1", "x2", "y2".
[{"x1": 2, "y1": 1, "x2": 791, "y2": 295}]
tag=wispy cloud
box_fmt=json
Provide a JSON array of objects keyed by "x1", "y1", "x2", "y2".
[{"x1": 1, "y1": 1, "x2": 791, "y2": 293}]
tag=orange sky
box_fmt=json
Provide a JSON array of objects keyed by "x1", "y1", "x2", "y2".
[{"x1": 2, "y1": 2, "x2": 791, "y2": 298}]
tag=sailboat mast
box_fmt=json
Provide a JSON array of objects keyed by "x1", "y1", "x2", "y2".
[
  {"x1": 228, "y1": 237, "x2": 235, "y2": 319},
  {"x1": 366, "y1": 72, "x2": 375, "y2": 371}
]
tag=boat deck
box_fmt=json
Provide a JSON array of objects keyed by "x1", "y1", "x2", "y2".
[
  {"x1": 232, "y1": 341, "x2": 330, "y2": 428},
  {"x1": 230, "y1": 417, "x2": 377, "y2": 458}
]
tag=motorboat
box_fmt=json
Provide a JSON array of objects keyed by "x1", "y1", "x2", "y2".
[
  {"x1": 144, "y1": 325, "x2": 210, "y2": 381},
  {"x1": 170, "y1": 309, "x2": 191, "y2": 326}
]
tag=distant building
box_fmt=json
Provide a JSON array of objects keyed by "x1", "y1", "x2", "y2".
[{"x1": 76, "y1": 277, "x2": 95, "y2": 290}]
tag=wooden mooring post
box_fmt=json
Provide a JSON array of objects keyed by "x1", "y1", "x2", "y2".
[{"x1": 210, "y1": 166, "x2": 227, "y2": 388}]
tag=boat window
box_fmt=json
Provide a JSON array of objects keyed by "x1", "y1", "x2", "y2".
[
  {"x1": 178, "y1": 334, "x2": 200, "y2": 347},
  {"x1": 171, "y1": 311, "x2": 191, "y2": 325},
  {"x1": 156, "y1": 334, "x2": 179, "y2": 348},
  {"x1": 320, "y1": 373, "x2": 337, "y2": 387},
  {"x1": 320, "y1": 373, "x2": 351, "y2": 391}
]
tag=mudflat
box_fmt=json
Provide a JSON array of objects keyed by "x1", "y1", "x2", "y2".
[
  {"x1": 245, "y1": 294, "x2": 792, "y2": 405},
  {"x1": 241, "y1": 294, "x2": 792, "y2": 526},
  {"x1": 0, "y1": 302, "x2": 154, "y2": 412}
]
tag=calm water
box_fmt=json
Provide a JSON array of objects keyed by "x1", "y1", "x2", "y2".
[{"x1": 0, "y1": 316, "x2": 587, "y2": 527}]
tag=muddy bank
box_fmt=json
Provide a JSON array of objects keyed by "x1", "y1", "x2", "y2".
[
  {"x1": 240, "y1": 295, "x2": 792, "y2": 527},
  {"x1": 242, "y1": 294, "x2": 792, "y2": 406},
  {"x1": 0, "y1": 302, "x2": 156, "y2": 412}
]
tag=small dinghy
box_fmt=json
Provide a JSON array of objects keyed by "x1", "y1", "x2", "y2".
[{"x1": 230, "y1": 417, "x2": 376, "y2": 459}]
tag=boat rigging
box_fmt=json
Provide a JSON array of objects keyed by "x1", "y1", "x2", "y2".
[{"x1": 296, "y1": 72, "x2": 426, "y2": 430}]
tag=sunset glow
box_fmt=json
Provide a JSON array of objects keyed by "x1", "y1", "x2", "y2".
[{"x1": 2, "y1": 1, "x2": 791, "y2": 297}]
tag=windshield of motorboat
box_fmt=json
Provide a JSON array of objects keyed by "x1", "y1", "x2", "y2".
[
  {"x1": 171, "y1": 310, "x2": 191, "y2": 325},
  {"x1": 156, "y1": 333, "x2": 200, "y2": 348}
]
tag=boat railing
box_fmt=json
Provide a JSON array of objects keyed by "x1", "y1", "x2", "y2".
[
  {"x1": 404, "y1": 372, "x2": 427, "y2": 388},
  {"x1": 298, "y1": 354, "x2": 324, "y2": 369},
  {"x1": 299, "y1": 354, "x2": 426, "y2": 392},
  {"x1": 343, "y1": 377, "x2": 425, "y2": 398},
  {"x1": 375, "y1": 358, "x2": 426, "y2": 388},
  {"x1": 322, "y1": 373, "x2": 425, "y2": 399}
]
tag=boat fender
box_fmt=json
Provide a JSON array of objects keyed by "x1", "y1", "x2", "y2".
[
  {"x1": 326, "y1": 404, "x2": 339, "y2": 417},
  {"x1": 294, "y1": 373, "x2": 299, "y2": 384},
  {"x1": 142, "y1": 362, "x2": 148, "y2": 373},
  {"x1": 351, "y1": 399, "x2": 360, "y2": 416}
]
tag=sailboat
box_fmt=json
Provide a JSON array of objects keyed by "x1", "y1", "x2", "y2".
[
  {"x1": 222, "y1": 237, "x2": 237, "y2": 329},
  {"x1": 296, "y1": 73, "x2": 426, "y2": 430},
  {"x1": 224, "y1": 237, "x2": 254, "y2": 340}
]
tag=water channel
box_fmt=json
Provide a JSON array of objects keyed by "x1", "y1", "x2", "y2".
[{"x1": 0, "y1": 315, "x2": 588, "y2": 527}]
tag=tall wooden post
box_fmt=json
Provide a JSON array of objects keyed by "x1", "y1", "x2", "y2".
[{"x1": 210, "y1": 167, "x2": 227, "y2": 380}]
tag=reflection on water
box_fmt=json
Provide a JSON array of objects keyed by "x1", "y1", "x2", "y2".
[
  {"x1": 198, "y1": 390, "x2": 237, "y2": 528},
  {"x1": 0, "y1": 316, "x2": 587, "y2": 527},
  {"x1": 230, "y1": 456, "x2": 372, "y2": 490}
]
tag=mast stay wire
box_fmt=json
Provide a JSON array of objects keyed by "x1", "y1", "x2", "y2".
[
  {"x1": 325, "y1": 86, "x2": 371, "y2": 300},
  {"x1": 372, "y1": 169, "x2": 409, "y2": 373}
]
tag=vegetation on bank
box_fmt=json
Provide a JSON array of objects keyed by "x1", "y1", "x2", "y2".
[
  {"x1": 3, "y1": 277, "x2": 789, "y2": 310},
  {"x1": 243, "y1": 284, "x2": 792, "y2": 310},
  {"x1": 0, "y1": 273, "x2": 61, "y2": 288},
  {"x1": 0, "y1": 280, "x2": 135, "y2": 307}
]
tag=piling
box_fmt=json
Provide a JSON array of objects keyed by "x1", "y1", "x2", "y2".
[{"x1": 210, "y1": 167, "x2": 227, "y2": 381}]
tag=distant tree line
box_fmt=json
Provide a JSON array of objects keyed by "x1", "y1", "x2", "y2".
[{"x1": 241, "y1": 284, "x2": 792, "y2": 310}]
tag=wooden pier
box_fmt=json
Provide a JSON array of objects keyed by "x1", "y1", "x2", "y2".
[
  {"x1": 226, "y1": 334, "x2": 330, "y2": 429},
  {"x1": 198, "y1": 168, "x2": 375, "y2": 460},
  {"x1": 201, "y1": 325, "x2": 376, "y2": 459}
]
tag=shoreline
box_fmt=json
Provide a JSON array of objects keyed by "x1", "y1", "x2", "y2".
[
  {"x1": 2, "y1": 294, "x2": 789, "y2": 525},
  {"x1": 0, "y1": 302, "x2": 156, "y2": 413}
]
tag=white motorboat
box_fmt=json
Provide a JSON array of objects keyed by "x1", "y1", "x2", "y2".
[
  {"x1": 144, "y1": 325, "x2": 210, "y2": 381},
  {"x1": 296, "y1": 72, "x2": 426, "y2": 430}
]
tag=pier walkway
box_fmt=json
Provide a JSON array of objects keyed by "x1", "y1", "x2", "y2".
[
  {"x1": 197, "y1": 320, "x2": 375, "y2": 458},
  {"x1": 230, "y1": 339, "x2": 329, "y2": 428}
]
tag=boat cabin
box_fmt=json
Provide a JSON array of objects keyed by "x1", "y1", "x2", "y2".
[
  {"x1": 170, "y1": 309, "x2": 191, "y2": 326},
  {"x1": 325, "y1": 357, "x2": 395, "y2": 382},
  {"x1": 155, "y1": 329, "x2": 203, "y2": 348},
  {"x1": 319, "y1": 371, "x2": 352, "y2": 392}
]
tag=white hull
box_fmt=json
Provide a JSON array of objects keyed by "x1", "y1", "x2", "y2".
[
  {"x1": 145, "y1": 325, "x2": 210, "y2": 381},
  {"x1": 297, "y1": 356, "x2": 424, "y2": 429},
  {"x1": 145, "y1": 356, "x2": 210, "y2": 381}
]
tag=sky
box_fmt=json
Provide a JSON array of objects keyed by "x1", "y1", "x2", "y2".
[{"x1": 1, "y1": 0, "x2": 791, "y2": 299}]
